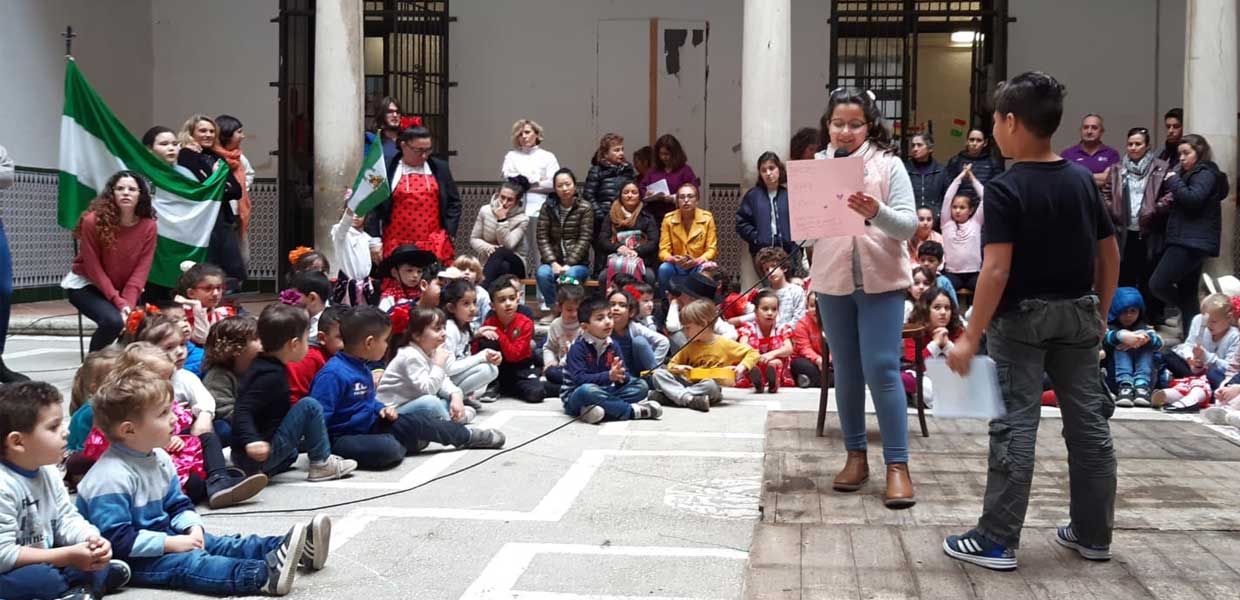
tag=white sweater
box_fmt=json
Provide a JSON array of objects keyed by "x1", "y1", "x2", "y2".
[
  {"x1": 445, "y1": 320, "x2": 491, "y2": 378},
  {"x1": 377, "y1": 345, "x2": 461, "y2": 407},
  {"x1": 0, "y1": 463, "x2": 99, "y2": 573},
  {"x1": 331, "y1": 210, "x2": 379, "y2": 281},
  {"x1": 501, "y1": 146, "x2": 561, "y2": 216}
]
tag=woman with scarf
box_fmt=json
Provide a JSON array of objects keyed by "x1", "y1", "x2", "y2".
[
  {"x1": 177, "y1": 114, "x2": 247, "y2": 289},
  {"x1": 594, "y1": 181, "x2": 660, "y2": 285},
  {"x1": 1100, "y1": 127, "x2": 1170, "y2": 321}
]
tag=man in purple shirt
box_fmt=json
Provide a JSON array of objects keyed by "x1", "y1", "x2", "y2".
[{"x1": 1061, "y1": 114, "x2": 1121, "y2": 186}]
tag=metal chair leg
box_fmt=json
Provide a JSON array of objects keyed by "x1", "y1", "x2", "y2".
[
  {"x1": 77, "y1": 311, "x2": 84, "y2": 362},
  {"x1": 815, "y1": 300, "x2": 830, "y2": 437}
]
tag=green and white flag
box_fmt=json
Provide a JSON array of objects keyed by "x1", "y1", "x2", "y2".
[
  {"x1": 349, "y1": 137, "x2": 390, "y2": 216},
  {"x1": 58, "y1": 59, "x2": 229, "y2": 288}
]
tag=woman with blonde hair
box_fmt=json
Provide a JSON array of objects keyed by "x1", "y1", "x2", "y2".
[
  {"x1": 501, "y1": 118, "x2": 560, "y2": 296},
  {"x1": 176, "y1": 113, "x2": 247, "y2": 290}
]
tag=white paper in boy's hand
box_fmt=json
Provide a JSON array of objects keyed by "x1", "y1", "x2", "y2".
[
  {"x1": 645, "y1": 178, "x2": 670, "y2": 198},
  {"x1": 925, "y1": 356, "x2": 1005, "y2": 419}
]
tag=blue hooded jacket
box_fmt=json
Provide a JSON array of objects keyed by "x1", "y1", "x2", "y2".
[{"x1": 1105, "y1": 287, "x2": 1163, "y2": 350}]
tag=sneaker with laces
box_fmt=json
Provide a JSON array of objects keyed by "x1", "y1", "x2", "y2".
[
  {"x1": 685, "y1": 394, "x2": 710, "y2": 412},
  {"x1": 300, "y1": 514, "x2": 332, "y2": 570},
  {"x1": 1203, "y1": 406, "x2": 1228, "y2": 424},
  {"x1": 464, "y1": 428, "x2": 506, "y2": 448},
  {"x1": 1115, "y1": 385, "x2": 1135, "y2": 408},
  {"x1": 307, "y1": 455, "x2": 358, "y2": 482},
  {"x1": 262, "y1": 523, "x2": 306, "y2": 595},
  {"x1": 1133, "y1": 386, "x2": 1152, "y2": 407},
  {"x1": 633, "y1": 399, "x2": 663, "y2": 419},
  {"x1": 943, "y1": 529, "x2": 1017, "y2": 571},
  {"x1": 102, "y1": 559, "x2": 131, "y2": 593},
  {"x1": 208, "y1": 472, "x2": 269, "y2": 509},
  {"x1": 1054, "y1": 524, "x2": 1111, "y2": 560},
  {"x1": 578, "y1": 405, "x2": 606, "y2": 424}
]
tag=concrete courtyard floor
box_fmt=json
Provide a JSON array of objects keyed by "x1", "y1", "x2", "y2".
[{"x1": 746, "y1": 407, "x2": 1240, "y2": 599}]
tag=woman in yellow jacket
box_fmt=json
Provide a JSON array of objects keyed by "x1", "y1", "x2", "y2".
[{"x1": 657, "y1": 182, "x2": 717, "y2": 296}]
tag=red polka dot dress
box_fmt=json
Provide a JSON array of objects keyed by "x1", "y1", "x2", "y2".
[
  {"x1": 735, "y1": 321, "x2": 795, "y2": 390},
  {"x1": 383, "y1": 165, "x2": 442, "y2": 259}
]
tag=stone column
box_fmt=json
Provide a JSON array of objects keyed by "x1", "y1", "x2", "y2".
[
  {"x1": 740, "y1": 0, "x2": 791, "y2": 288},
  {"x1": 313, "y1": 0, "x2": 364, "y2": 269},
  {"x1": 1185, "y1": 0, "x2": 1237, "y2": 276}
]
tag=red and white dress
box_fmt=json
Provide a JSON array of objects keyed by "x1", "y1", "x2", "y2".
[
  {"x1": 735, "y1": 321, "x2": 794, "y2": 389},
  {"x1": 175, "y1": 295, "x2": 236, "y2": 346},
  {"x1": 384, "y1": 162, "x2": 451, "y2": 262}
]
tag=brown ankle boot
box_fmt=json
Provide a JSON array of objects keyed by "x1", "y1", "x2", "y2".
[
  {"x1": 884, "y1": 463, "x2": 916, "y2": 509},
  {"x1": 832, "y1": 451, "x2": 869, "y2": 491}
]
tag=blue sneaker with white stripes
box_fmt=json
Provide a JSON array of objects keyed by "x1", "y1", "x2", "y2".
[
  {"x1": 1054, "y1": 524, "x2": 1112, "y2": 561},
  {"x1": 942, "y1": 529, "x2": 1017, "y2": 571}
]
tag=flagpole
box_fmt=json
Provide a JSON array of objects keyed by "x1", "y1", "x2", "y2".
[{"x1": 61, "y1": 25, "x2": 85, "y2": 360}]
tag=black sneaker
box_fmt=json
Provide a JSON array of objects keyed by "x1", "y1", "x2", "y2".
[
  {"x1": 300, "y1": 514, "x2": 333, "y2": 570},
  {"x1": 1133, "y1": 386, "x2": 1152, "y2": 408},
  {"x1": 102, "y1": 559, "x2": 131, "y2": 593},
  {"x1": 1116, "y1": 385, "x2": 1135, "y2": 408},
  {"x1": 463, "y1": 428, "x2": 506, "y2": 449},
  {"x1": 1054, "y1": 524, "x2": 1111, "y2": 561},
  {"x1": 56, "y1": 587, "x2": 96, "y2": 600},
  {"x1": 647, "y1": 389, "x2": 667, "y2": 405},
  {"x1": 480, "y1": 382, "x2": 501, "y2": 403},
  {"x1": 262, "y1": 523, "x2": 307, "y2": 595},
  {"x1": 943, "y1": 529, "x2": 1017, "y2": 571},
  {"x1": 208, "y1": 472, "x2": 269, "y2": 509},
  {"x1": 685, "y1": 394, "x2": 710, "y2": 412}
]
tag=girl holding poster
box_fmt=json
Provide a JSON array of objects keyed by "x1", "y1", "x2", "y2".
[{"x1": 809, "y1": 88, "x2": 918, "y2": 509}]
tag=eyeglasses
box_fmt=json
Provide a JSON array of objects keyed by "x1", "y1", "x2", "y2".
[
  {"x1": 676, "y1": 193, "x2": 697, "y2": 200},
  {"x1": 829, "y1": 120, "x2": 868, "y2": 132}
]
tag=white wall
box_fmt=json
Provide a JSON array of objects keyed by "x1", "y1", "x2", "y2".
[
  {"x1": 152, "y1": 0, "x2": 279, "y2": 176},
  {"x1": 1008, "y1": 0, "x2": 1184, "y2": 153},
  {"x1": 448, "y1": 0, "x2": 832, "y2": 184},
  {"x1": 0, "y1": 0, "x2": 153, "y2": 168}
]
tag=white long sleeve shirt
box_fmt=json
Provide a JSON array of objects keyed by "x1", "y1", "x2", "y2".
[
  {"x1": 377, "y1": 345, "x2": 461, "y2": 407},
  {"x1": 0, "y1": 463, "x2": 99, "y2": 573},
  {"x1": 501, "y1": 146, "x2": 560, "y2": 217},
  {"x1": 445, "y1": 320, "x2": 491, "y2": 378},
  {"x1": 331, "y1": 210, "x2": 379, "y2": 281}
]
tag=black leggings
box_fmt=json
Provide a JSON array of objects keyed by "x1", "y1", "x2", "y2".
[
  {"x1": 944, "y1": 271, "x2": 979, "y2": 291},
  {"x1": 1149, "y1": 245, "x2": 1206, "y2": 328},
  {"x1": 1119, "y1": 234, "x2": 1165, "y2": 323},
  {"x1": 790, "y1": 357, "x2": 823, "y2": 387},
  {"x1": 483, "y1": 248, "x2": 527, "y2": 288},
  {"x1": 66, "y1": 286, "x2": 123, "y2": 351}
]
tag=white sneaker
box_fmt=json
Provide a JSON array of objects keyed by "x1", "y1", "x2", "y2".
[
  {"x1": 578, "y1": 405, "x2": 606, "y2": 424},
  {"x1": 307, "y1": 455, "x2": 358, "y2": 482},
  {"x1": 1225, "y1": 411, "x2": 1240, "y2": 429},
  {"x1": 1203, "y1": 406, "x2": 1228, "y2": 425},
  {"x1": 463, "y1": 405, "x2": 477, "y2": 423}
]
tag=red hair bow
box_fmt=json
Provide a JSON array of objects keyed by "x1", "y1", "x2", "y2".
[
  {"x1": 1230, "y1": 295, "x2": 1240, "y2": 319},
  {"x1": 389, "y1": 304, "x2": 412, "y2": 337},
  {"x1": 400, "y1": 115, "x2": 424, "y2": 129},
  {"x1": 125, "y1": 304, "x2": 162, "y2": 336}
]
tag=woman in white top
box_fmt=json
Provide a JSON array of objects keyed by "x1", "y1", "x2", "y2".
[{"x1": 501, "y1": 119, "x2": 560, "y2": 298}]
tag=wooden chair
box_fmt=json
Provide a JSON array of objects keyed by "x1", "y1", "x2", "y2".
[{"x1": 815, "y1": 302, "x2": 930, "y2": 438}]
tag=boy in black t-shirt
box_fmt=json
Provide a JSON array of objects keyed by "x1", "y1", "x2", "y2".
[{"x1": 941, "y1": 72, "x2": 1120, "y2": 571}]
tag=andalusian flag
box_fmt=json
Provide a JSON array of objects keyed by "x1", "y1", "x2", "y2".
[
  {"x1": 349, "y1": 138, "x2": 390, "y2": 216},
  {"x1": 58, "y1": 59, "x2": 229, "y2": 288}
]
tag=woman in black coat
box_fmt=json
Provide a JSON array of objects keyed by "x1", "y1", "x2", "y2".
[
  {"x1": 594, "y1": 181, "x2": 660, "y2": 282},
  {"x1": 177, "y1": 114, "x2": 246, "y2": 289},
  {"x1": 944, "y1": 129, "x2": 1003, "y2": 201},
  {"x1": 1149, "y1": 134, "x2": 1229, "y2": 329}
]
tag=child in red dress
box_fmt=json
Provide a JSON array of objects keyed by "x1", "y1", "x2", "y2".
[{"x1": 736, "y1": 290, "x2": 794, "y2": 392}]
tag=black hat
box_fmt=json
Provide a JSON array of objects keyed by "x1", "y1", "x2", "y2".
[
  {"x1": 380, "y1": 244, "x2": 437, "y2": 278},
  {"x1": 668, "y1": 271, "x2": 717, "y2": 300}
]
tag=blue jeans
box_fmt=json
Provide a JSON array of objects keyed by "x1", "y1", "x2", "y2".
[
  {"x1": 213, "y1": 419, "x2": 232, "y2": 447},
  {"x1": 817, "y1": 290, "x2": 908, "y2": 464},
  {"x1": 0, "y1": 219, "x2": 12, "y2": 354},
  {"x1": 1111, "y1": 348, "x2": 1154, "y2": 386},
  {"x1": 0, "y1": 563, "x2": 108, "y2": 600},
  {"x1": 126, "y1": 531, "x2": 283, "y2": 595},
  {"x1": 237, "y1": 397, "x2": 332, "y2": 476},
  {"x1": 657, "y1": 262, "x2": 694, "y2": 297},
  {"x1": 66, "y1": 285, "x2": 124, "y2": 352},
  {"x1": 398, "y1": 394, "x2": 451, "y2": 421},
  {"x1": 331, "y1": 412, "x2": 471, "y2": 470},
  {"x1": 631, "y1": 335, "x2": 656, "y2": 374},
  {"x1": 536, "y1": 264, "x2": 591, "y2": 308},
  {"x1": 562, "y1": 379, "x2": 649, "y2": 422}
]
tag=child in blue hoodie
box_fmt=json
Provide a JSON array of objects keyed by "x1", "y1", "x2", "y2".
[{"x1": 1104, "y1": 287, "x2": 1163, "y2": 407}]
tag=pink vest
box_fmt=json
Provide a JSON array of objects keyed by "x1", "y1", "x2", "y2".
[{"x1": 808, "y1": 145, "x2": 913, "y2": 296}]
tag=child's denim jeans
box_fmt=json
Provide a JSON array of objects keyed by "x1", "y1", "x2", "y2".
[
  {"x1": 126, "y1": 531, "x2": 284, "y2": 595},
  {"x1": 977, "y1": 295, "x2": 1116, "y2": 550},
  {"x1": 1112, "y1": 347, "x2": 1155, "y2": 386},
  {"x1": 563, "y1": 378, "x2": 649, "y2": 421},
  {"x1": 0, "y1": 563, "x2": 109, "y2": 600}
]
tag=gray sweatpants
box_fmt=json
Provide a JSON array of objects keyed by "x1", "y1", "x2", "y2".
[
  {"x1": 650, "y1": 369, "x2": 722, "y2": 406},
  {"x1": 977, "y1": 295, "x2": 1117, "y2": 550}
]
